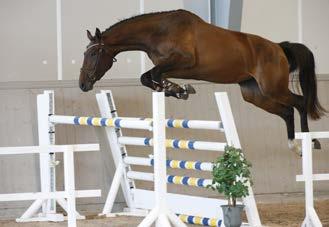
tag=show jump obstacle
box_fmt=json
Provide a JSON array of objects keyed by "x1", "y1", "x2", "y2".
[
  {"x1": 95, "y1": 90, "x2": 261, "y2": 226},
  {"x1": 36, "y1": 90, "x2": 261, "y2": 226},
  {"x1": 296, "y1": 132, "x2": 329, "y2": 227}
]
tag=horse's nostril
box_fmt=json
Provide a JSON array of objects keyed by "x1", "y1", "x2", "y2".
[{"x1": 80, "y1": 83, "x2": 86, "y2": 91}]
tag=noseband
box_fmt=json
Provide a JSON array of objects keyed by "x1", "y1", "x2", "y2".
[{"x1": 80, "y1": 42, "x2": 117, "y2": 83}]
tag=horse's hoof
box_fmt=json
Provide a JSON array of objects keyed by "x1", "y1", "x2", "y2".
[
  {"x1": 288, "y1": 139, "x2": 302, "y2": 157},
  {"x1": 183, "y1": 84, "x2": 196, "y2": 94},
  {"x1": 178, "y1": 92, "x2": 189, "y2": 100},
  {"x1": 312, "y1": 139, "x2": 321, "y2": 149},
  {"x1": 155, "y1": 86, "x2": 163, "y2": 92}
]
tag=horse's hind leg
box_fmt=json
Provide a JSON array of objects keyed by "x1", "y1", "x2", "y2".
[
  {"x1": 292, "y1": 93, "x2": 321, "y2": 149},
  {"x1": 239, "y1": 79, "x2": 301, "y2": 155},
  {"x1": 256, "y1": 65, "x2": 321, "y2": 150}
]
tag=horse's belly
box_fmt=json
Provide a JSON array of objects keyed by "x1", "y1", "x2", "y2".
[{"x1": 190, "y1": 63, "x2": 252, "y2": 84}]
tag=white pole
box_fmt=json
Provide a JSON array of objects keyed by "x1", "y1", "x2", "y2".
[
  {"x1": 139, "y1": 0, "x2": 146, "y2": 74},
  {"x1": 302, "y1": 133, "x2": 314, "y2": 224},
  {"x1": 152, "y1": 92, "x2": 167, "y2": 212},
  {"x1": 207, "y1": 0, "x2": 211, "y2": 23},
  {"x1": 101, "y1": 162, "x2": 125, "y2": 215},
  {"x1": 298, "y1": 0, "x2": 303, "y2": 43},
  {"x1": 56, "y1": 0, "x2": 63, "y2": 80},
  {"x1": 64, "y1": 146, "x2": 77, "y2": 227}
]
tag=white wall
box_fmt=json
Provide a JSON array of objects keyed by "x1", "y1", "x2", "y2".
[
  {"x1": 241, "y1": 0, "x2": 299, "y2": 42},
  {"x1": 302, "y1": 0, "x2": 329, "y2": 74},
  {"x1": 0, "y1": 0, "x2": 185, "y2": 82},
  {"x1": 241, "y1": 0, "x2": 329, "y2": 74}
]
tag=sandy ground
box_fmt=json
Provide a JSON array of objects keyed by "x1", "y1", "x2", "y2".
[{"x1": 0, "y1": 200, "x2": 328, "y2": 227}]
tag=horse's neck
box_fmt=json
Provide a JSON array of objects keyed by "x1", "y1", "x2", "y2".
[{"x1": 102, "y1": 21, "x2": 153, "y2": 54}]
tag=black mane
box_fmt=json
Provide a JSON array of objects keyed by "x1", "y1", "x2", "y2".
[{"x1": 103, "y1": 10, "x2": 181, "y2": 34}]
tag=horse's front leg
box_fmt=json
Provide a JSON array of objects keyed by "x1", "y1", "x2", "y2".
[
  {"x1": 141, "y1": 71, "x2": 195, "y2": 99},
  {"x1": 150, "y1": 52, "x2": 196, "y2": 99},
  {"x1": 162, "y1": 79, "x2": 196, "y2": 100},
  {"x1": 140, "y1": 70, "x2": 162, "y2": 91}
]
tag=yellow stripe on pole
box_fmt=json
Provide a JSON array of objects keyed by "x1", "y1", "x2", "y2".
[{"x1": 79, "y1": 117, "x2": 88, "y2": 125}]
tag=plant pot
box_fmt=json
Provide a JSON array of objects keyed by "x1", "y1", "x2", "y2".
[{"x1": 221, "y1": 204, "x2": 245, "y2": 227}]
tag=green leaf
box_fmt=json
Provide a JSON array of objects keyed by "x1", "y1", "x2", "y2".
[{"x1": 208, "y1": 145, "x2": 253, "y2": 205}]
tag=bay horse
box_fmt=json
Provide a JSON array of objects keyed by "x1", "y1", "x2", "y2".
[{"x1": 79, "y1": 9, "x2": 326, "y2": 155}]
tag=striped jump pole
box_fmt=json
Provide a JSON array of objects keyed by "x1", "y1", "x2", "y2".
[
  {"x1": 118, "y1": 136, "x2": 226, "y2": 151},
  {"x1": 49, "y1": 115, "x2": 152, "y2": 130},
  {"x1": 123, "y1": 157, "x2": 213, "y2": 172},
  {"x1": 119, "y1": 117, "x2": 224, "y2": 131},
  {"x1": 127, "y1": 171, "x2": 212, "y2": 188}
]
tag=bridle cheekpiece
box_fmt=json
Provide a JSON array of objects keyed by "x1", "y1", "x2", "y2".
[{"x1": 80, "y1": 42, "x2": 117, "y2": 83}]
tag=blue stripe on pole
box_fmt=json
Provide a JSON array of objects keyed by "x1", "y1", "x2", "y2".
[
  {"x1": 100, "y1": 118, "x2": 107, "y2": 126},
  {"x1": 182, "y1": 176, "x2": 189, "y2": 185},
  {"x1": 179, "y1": 161, "x2": 186, "y2": 169},
  {"x1": 150, "y1": 159, "x2": 154, "y2": 166},
  {"x1": 167, "y1": 175, "x2": 174, "y2": 183},
  {"x1": 188, "y1": 140, "x2": 195, "y2": 149},
  {"x1": 195, "y1": 161, "x2": 202, "y2": 170},
  {"x1": 166, "y1": 160, "x2": 171, "y2": 167},
  {"x1": 73, "y1": 117, "x2": 79, "y2": 125},
  {"x1": 202, "y1": 217, "x2": 210, "y2": 226},
  {"x1": 144, "y1": 138, "x2": 151, "y2": 146},
  {"x1": 173, "y1": 139, "x2": 180, "y2": 148},
  {"x1": 187, "y1": 216, "x2": 194, "y2": 224},
  {"x1": 197, "y1": 178, "x2": 205, "y2": 187},
  {"x1": 87, "y1": 117, "x2": 93, "y2": 125},
  {"x1": 167, "y1": 119, "x2": 174, "y2": 128},
  {"x1": 114, "y1": 119, "x2": 121, "y2": 127},
  {"x1": 182, "y1": 119, "x2": 189, "y2": 128}
]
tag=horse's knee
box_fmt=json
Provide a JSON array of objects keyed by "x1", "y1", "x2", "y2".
[{"x1": 140, "y1": 73, "x2": 152, "y2": 87}]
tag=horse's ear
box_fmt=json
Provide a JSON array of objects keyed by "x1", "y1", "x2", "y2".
[
  {"x1": 95, "y1": 27, "x2": 102, "y2": 40},
  {"x1": 87, "y1": 30, "x2": 94, "y2": 41}
]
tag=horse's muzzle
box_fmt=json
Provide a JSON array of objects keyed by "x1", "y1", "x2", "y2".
[{"x1": 79, "y1": 81, "x2": 93, "y2": 92}]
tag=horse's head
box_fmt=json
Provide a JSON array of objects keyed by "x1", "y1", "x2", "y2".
[{"x1": 79, "y1": 28, "x2": 116, "y2": 92}]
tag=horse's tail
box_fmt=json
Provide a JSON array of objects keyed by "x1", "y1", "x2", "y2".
[{"x1": 279, "y1": 41, "x2": 326, "y2": 120}]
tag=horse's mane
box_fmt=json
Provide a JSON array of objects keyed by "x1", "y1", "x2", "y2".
[{"x1": 103, "y1": 10, "x2": 181, "y2": 34}]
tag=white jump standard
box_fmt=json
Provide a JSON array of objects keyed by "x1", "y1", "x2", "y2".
[
  {"x1": 0, "y1": 144, "x2": 101, "y2": 227},
  {"x1": 95, "y1": 90, "x2": 261, "y2": 226},
  {"x1": 296, "y1": 132, "x2": 329, "y2": 227}
]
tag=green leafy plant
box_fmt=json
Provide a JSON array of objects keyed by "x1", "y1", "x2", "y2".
[{"x1": 208, "y1": 145, "x2": 253, "y2": 206}]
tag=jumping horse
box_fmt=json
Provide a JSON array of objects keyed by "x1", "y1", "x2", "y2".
[{"x1": 79, "y1": 10, "x2": 326, "y2": 155}]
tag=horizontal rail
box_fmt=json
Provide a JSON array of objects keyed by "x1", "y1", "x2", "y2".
[
  {"x1": 124, "y1": 156, "x2": 213, "y2": 171},
  {"x1": 295, "y1": 131, "x2": 329, "y2": 139},
  {"x1": 119, "y1": 117, "x2": 224, "y2": 131},
  {"x1": 177, "y1": 214, "x2": 222, "y2": 226},
  {"x1": 119, "y1": 137, "x2": 226, "y2": 152},
  {"x1": 127, "y1": 171, "x2": 212, "y2": 188},
  {"x1": 0, "y1": 190, "x2": 101, "y2": 202},
  {"x1": 49, "y1": 115, "x2": 153, "y2": 130},
  {"x1": 0, "y1": 144, "x2": 99, "y2": 155},
  {"x1": 296, "y1": 173, "x2": 329, "y2": 182}
]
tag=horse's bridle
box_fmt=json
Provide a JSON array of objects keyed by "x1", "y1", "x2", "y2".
[{"x1": 80, "y1": 42, "x2": 117, "y2": 83}]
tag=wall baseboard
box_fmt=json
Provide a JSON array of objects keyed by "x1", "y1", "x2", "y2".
[{"x1": 0, "y1": 75, "x2": 328, "y2": 90}]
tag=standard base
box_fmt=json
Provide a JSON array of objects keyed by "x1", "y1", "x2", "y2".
[
  {"x1": 16, "y1": 198, "x2": 85, "y2": 223},
  {"x1": 138, "y1": 206, "x2": 187, "y2": 227}
]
